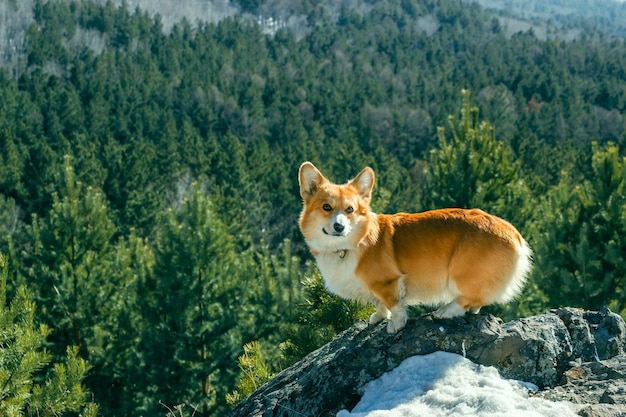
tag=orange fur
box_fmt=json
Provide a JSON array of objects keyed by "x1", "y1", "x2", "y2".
[{"x1": 298, "y1": 161, "x2": 532, "y2": 333}]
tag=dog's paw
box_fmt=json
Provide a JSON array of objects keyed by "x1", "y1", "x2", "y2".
[
  {"x1": 386, "y1": 310, "x2": 408, "y2": 334},
  {"x1": 432, "y1": 301, "x2": 466, "y2": 319},
  {"x1": 369, "y1": 309, "x2": 390, "y2": 325}
]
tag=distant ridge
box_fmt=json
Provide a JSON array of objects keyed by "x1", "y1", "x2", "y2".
[{"x1": 464, "y1": 0, "x2": 626, "y2": 39}]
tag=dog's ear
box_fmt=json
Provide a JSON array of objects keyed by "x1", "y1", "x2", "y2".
[
  {"x1": 299, "y1": 162, "x2": 326, "y2": 200},
  {"x1": 350, "y1": 167, "x2": 375, "y2": 203}
]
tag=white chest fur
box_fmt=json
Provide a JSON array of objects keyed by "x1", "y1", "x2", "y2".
[{"x1": 315, "y1": 251, "x2": 374, "y2": 303}]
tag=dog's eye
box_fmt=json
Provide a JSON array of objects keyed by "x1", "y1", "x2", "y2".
[
  {"x1": 345, "y1": 206, "x2": 354, "y2": 214},
  {"x1": 322, "y1": 204, "x2": 332, "y2": 211}
]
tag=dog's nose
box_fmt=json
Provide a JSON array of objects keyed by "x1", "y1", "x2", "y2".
[{"x1": 333, "y1": 223, "x2": 345, "y2": 233}]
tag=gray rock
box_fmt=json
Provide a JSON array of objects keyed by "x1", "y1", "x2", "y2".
[
  {"x1": 229, "y1": 309, "x2": 626, "y2": 417},
  {"x1": 552, "y1": 307, "x2": 597, "y2": 360},
  {"x1": 536, "y1": 355, "x2": 626, "y2": 416},
  {"x1": 577, "y1": 405, "x2": 626, "y2": 417},
  {"x1": 585, "y1": 307, "x2": 626, "y2": 359},
  {"x1": 473, "y1": 312, "x2": 572, "y2": 387}
]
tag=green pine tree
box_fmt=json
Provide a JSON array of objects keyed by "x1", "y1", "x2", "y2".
[
  {"x1": 85, "y1": 229, "x2": 156, "y2": 417},
  {"x1": 0, "y1": 254, "x2": 98, "y2": 417},
  {"x1": 24, "y1": 156, "x2": 116, "y2": 355},
  {"x1": 18, "y1": 156, "x2": 142, "y2": 415},
  {"x1": 280, "y1": 267, "x2": 372, "y2": 365},
  {"x1": 138, "y1": 182, "x2": 253, "y2": 416},
  {"x1": 421, "y1": 89, "x2": 532, "y2": 227},
  {"x1": 225, "y1": 341, "x2": 275, "y2": 408},
  {"x1": 0, "y1": 195, "x2": 21, "y2": 264},
  {"x1": 530, "y1": 141, "x2": 626, "y2": 314}
]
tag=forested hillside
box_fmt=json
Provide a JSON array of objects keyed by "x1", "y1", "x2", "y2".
[
  {"x1": 465, "y1": 0, "x2": 626, "y2": 39},
  {"x1": 0, "y1": 0, "x2": 625, "y2": 415}
]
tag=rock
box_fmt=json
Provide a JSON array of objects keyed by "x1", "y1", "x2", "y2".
[
  {"x1": 600, "y1": 382, "x2": 626, "y2": 404},
  {"x1": 473, "y1": 312, "x2": 572, "y2": 387},
  {"x1": 585, "y1": 307, "x2": 626, "y2": 359},
  {"x1": 577, "y1": 404, "x2": 626, "y2": 417},
  {"x1": 229, "y1": 308, "x2": 626, "y2": 417},
  {"x1": 552, "y1": 306, "x2": 626, "y2": 361},
  {"x1": 536, "y1": 354, "x2": 626, "y2": 416}
]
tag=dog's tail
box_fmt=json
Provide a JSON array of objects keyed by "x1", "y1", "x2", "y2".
[{"x1": 500, "y1": 239, "x2": 533, "y2": 303}]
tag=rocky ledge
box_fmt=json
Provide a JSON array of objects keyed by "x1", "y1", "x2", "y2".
[{"x1": 229, "y1": 307, "x2": 626, "y2": 417}]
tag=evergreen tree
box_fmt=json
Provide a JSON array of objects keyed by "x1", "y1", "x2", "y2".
[
  {"x1": 0, "y1": 195, "x2": 21, "y2": 264},
  {"x1": 421, "y1": 90, "x2": 532, "y2": 227},
  {"x1": 85, "y1": 229, "x2": 155, "y2": 416},
  {"x1": 0, "y1": 254, "x2": 98, "y2": 417},
  {"x1": 0, "y1": 133, "x2": 26, "y2": 204},
  {"x1": 137, "y1": 182, "x2": 253, "y2": 416},
  {"x1": 419, "y1": 90, "x2": 541, "y2": 318},
  {"x1": 225, "y1": 341, "x2": 275, "y2": 408},
  {"x1": 23, "y1": 156, "x2": 116, "y2": 355},
  {"x1": 280, "y1": 268, "x2": 372, "y2": 365},
  {"x1": 530, "y1": 141, "x2": 626, "y2": 314},
  {"x1": 17, "y1": 156, "x2": 143, "y2": 415}
]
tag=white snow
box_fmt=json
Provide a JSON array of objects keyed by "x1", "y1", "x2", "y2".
[{"x1": 337, "y1": 351, "x2": 578, "y2": 417}]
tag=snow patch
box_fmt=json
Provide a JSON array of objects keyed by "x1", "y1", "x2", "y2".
[{"x1": 338, "y1": 351, "x2": 577, "y2": 417}]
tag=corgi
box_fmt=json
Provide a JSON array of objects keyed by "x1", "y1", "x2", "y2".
[{"x1": 298, "y1": 161, "x2": 532, "y2": 333}]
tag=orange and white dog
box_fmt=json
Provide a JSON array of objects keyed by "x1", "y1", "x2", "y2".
[{"x1": 298, "y1": 162, "x2": 532, "y2": 333}]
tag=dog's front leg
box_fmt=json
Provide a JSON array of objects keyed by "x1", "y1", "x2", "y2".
[
  {"x1": 369, "y1": 301, "x2": 391, "y2": 325},
  {"x1": 369, "y1": 278, "x2": 408, "y2": 333},
  {"x1": 386, "y1": 303, "x2": 408, "y2": 333}
]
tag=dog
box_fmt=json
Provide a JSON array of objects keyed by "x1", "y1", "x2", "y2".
[{"x1": 298, "y1": 161, "x2": 532, "y2": 333}]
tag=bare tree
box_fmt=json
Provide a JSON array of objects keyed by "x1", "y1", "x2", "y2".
[{"x1": 0, "y1": 0, "x2": 33, "y2": 76}]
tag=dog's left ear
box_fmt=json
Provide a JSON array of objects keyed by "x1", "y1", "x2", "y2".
[
  {"x1": 299, "y1": 162, "x2": 326, "y2": 200},
  {"x1": 350, "y1": 167, "x2": 375, "y2": 203}
]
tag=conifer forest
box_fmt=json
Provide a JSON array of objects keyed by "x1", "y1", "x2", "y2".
[{"x1": 0, "y1": 0, "x2": 626, "y2": 415}]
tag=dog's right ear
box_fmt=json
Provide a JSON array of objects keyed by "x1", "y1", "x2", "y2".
[{"x1": 299, "y1": 162, "x2": 325, "y2": 200}]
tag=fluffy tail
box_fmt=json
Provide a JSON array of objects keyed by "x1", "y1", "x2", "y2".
[{"x1": 500, "y1": 239, "x2": 533, "y2": 303}]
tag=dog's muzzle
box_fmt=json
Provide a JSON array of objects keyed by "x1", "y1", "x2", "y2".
[{"x1": 323, "y1": 213, "x2": 350, "y2": 236}]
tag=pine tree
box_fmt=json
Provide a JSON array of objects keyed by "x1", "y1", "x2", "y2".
[
  {"x1": 0, "y1": 132, "x2": 26, "y2": 203},
  {"x1": 138, "y1": 182, "x2": 253, "y2": 416},
  {"x1": 17, "y1": 156, "x2": 144, "y2": 415},
  {"x1": 24, "y1": 155, "x2": 116, "y2": 355},
  {"x1": 421, "y1": 89, "x2": 532, "y2": 226},
  {"x1": 225, "y1": 341, "x2": 275, "y2": 408},
  {"x1": 530, "y1": 142, "x2": 626, "y2": 314},
  {"x1": 280, "y1": 268, "x2": 372, "y2": 365},
  {"x1": 85, "y1": 229, "x2": 155, "y2": 416},
  {"x1": 0, "y1": 253, "x2": 98, "y2": 417},
  {"x1": 0, "y1": 195, "x2": 21, "y2": 263}
]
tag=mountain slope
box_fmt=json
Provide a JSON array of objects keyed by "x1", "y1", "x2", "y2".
[{"x1": 464, "y1": 0, "x2": 626, "y2": 39}]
